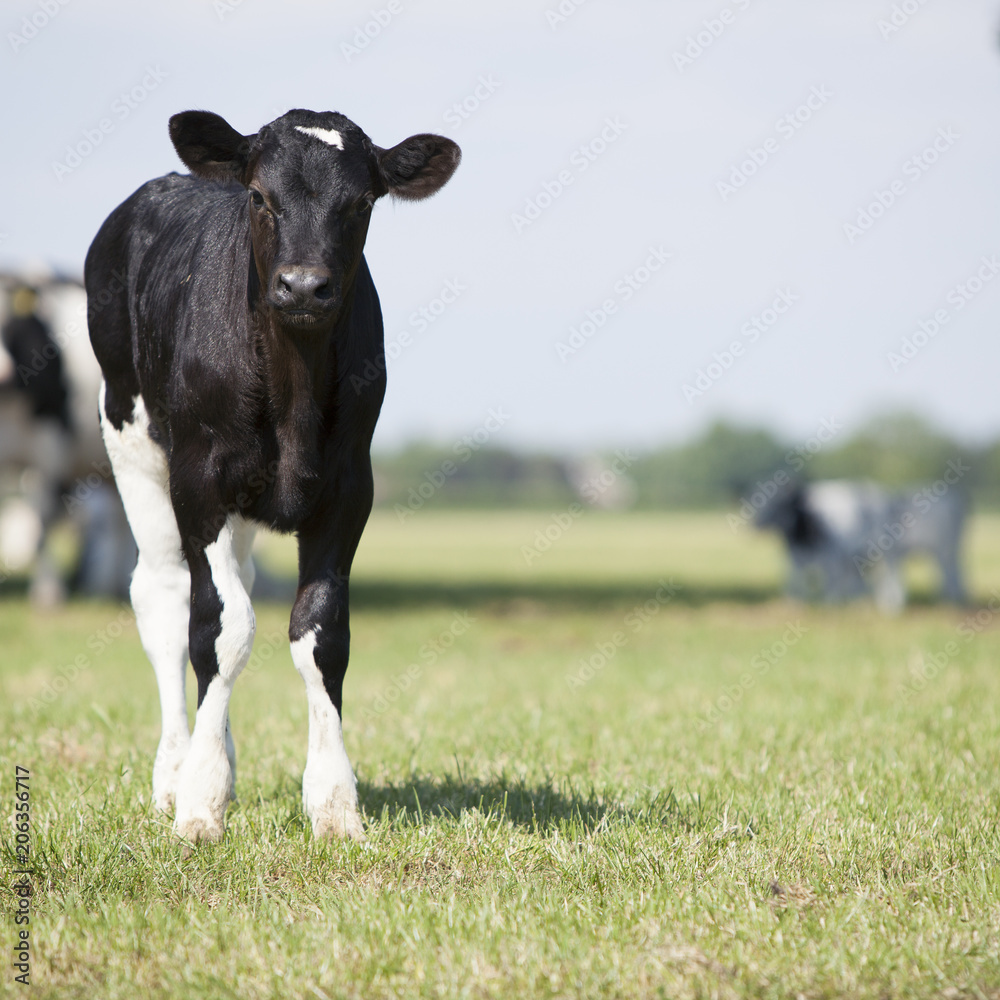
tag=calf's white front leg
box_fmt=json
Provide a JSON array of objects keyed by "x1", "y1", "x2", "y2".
[
  {"x1": 173, "y1": 515, "x2": 256, "y2": 843},
  {"x1": 289, "y1": 475, "x2": 373, "y2": 843},
  {"x1": 291, "y1": 628, "x2": 364, "y2": 841}
]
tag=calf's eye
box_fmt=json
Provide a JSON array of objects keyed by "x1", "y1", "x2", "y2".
[{"x1": 250, "y1": 189, "x2": 265, "y2": 208}]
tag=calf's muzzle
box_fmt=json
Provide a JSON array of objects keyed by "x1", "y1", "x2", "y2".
[{"x1": 268, "y1": 265, "x2": 338, "y2": 316}]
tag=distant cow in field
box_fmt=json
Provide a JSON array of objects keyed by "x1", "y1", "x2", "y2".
[
  {"x1": 86, "y1": 109, "x2": 460, "y2": 842},
  {"x1": 0, "y1": 275, "x2": 135, "y2": 603},
  {"x1": 754, "y1": 478, "x2": 967, "y2": 612}
]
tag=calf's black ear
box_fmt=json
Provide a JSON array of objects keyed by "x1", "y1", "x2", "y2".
[
  {"x1": 169, "y1": 111, "x2": 252, "y2": 183},
  {"x1": 378, "y1": 134, "x2": 461, "y2": 201}
]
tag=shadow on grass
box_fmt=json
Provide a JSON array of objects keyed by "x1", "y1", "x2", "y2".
[
  {"x1": 256, "y1": 573, "x2": 959, "y2": 612},
  {"x1": 358, "y1": 772, "x2": 691, "y2": 832},
  {"x1": 352, "y1": 579, "x2": 777, "y2": 611},
  {"x1": 247, "y1": 571, "x2": 779, "y2": 610},
  {"x1": 0, "y1": 568, "x2": 967, "y2": 612}
]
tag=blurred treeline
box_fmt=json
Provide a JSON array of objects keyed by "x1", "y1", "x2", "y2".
[{"x1": 373, "y1": 413, "x2": 1000, "y2": 512}]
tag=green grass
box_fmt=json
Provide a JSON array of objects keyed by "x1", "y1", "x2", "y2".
[{"x1": 2, "y1": 511, "x2": 1000, "y2": 998}]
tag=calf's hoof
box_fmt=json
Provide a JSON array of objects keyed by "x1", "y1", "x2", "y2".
[
  {"x1": 308, "y1": 797, "x2": 366, "y2": 842},
  {"x1": 174, "y1": 814, "x2": 226, "y2": 844}
]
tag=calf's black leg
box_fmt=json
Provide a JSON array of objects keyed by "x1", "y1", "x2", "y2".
[{"x1": 289, "y1": 454, "x2": 373, "y2": 841}]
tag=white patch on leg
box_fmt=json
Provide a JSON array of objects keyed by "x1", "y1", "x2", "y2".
[
  {"x1": 873, "y1": 560, "x2": 906, "y2": 615},
  {"x1": 291, "y1": 629, "x2": 364, "y2": 841},
  {"x1": 294, "y1": 125, "x2": 344, "y2": 149},
  {"x1": 204, "y1": 516, "x2": 257, "y2": 678},
  {"x1": 173, "y1": 515, "x2": 256, "y2": 842},
  {"x1": 99, "y1": 384, "x2": 191, "y2": 811}
]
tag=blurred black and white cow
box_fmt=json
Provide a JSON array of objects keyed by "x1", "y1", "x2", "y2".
[
  {"x1": 0, "y1": 272, "x2": 135, "y2": 603},
  {"x1": 754, "y1": 478, "x2": 967, "y2": 612}
]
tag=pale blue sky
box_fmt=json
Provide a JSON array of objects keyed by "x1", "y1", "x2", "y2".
[{"x1": 4, "y1": 0, "x2": 1000, "y2": 453}]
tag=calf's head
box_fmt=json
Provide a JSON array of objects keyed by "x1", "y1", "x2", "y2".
[
  {"x1": 169, "y1": 108, "x2": 461, "y2": 328},
  {"x1": 753, "y1": 482, "x2": 826, "y2": 549}
]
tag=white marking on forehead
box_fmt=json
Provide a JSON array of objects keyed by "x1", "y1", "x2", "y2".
[{"x1": 295, "y1": 125, "x2": 344, "y2": 149}]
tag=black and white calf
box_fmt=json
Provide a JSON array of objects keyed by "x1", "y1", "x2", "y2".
[
  {"x1": 85, "y1": 109, "x2": 459, "y2": 842},
  {"x1": 754, "y1": 479, "x2": 967, "y2": 612}
]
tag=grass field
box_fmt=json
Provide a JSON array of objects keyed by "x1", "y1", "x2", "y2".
[{"x1": 2, "y1": 510, "x2": 1000, "y2": 998}]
